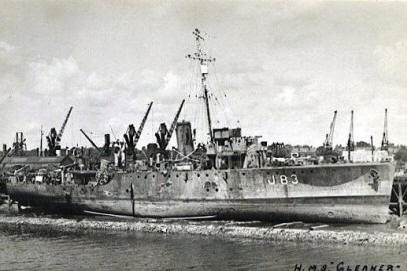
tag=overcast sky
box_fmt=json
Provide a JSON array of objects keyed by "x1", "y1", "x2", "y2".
[{"x1": 0, "y1": 0, "x2": 406, "y2": 150}]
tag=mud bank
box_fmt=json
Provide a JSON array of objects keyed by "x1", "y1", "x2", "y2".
[{"x1": 0, "y1": 215, "x2": 406, "y2": 247}]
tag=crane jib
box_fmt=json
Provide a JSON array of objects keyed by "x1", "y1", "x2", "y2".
[{"x1": 56, "y1": 106, "x2": 73, "y2": 143}]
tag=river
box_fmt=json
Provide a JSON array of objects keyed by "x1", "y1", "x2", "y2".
[{"x1": 0, "y1": 224, "x2": 405, "y2": 271}]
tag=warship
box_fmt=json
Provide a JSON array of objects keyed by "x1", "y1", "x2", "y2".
[{"x1": 5, "y1": 29, "x2": 395, "y2": 223}]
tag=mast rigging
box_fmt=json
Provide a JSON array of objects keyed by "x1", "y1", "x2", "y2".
[{"x1": 186, "y1": 28, "x2": 216, "y2": 143}]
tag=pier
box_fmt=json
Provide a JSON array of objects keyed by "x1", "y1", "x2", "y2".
[{"x1": 390, "y1": 175, "x2": 407, "y2": 217}]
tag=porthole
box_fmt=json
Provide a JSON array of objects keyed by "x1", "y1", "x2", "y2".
[
  {"x1": 206, "y1": 189, "x2": 209, "y2": 192},
  {"x1": 176, "y1": 174, "x2": 179, "y2": 178},
  {"x1": 197, "y1": 174, "x2": 200, "y2": 177},
  {"x1": 242, "y1": 172, "x2": 246, "y2": 176},
  {"x1": 205, "y1": 174, "x2": 209, "y2": 177},
  {"x1": 215, "y1": 188, "x2": 219, "y2": 192}
]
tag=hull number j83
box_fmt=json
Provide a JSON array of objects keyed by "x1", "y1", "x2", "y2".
[{"x1": 267, "y1": 174, "x2": 299, "y2": 185}]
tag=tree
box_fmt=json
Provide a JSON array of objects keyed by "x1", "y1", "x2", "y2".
[
  {"x1": 356, "y1": 141, "x2": 371, "y2": 148},
  {"x1": 395, "y1": 147, "x2": 407, "y2": 162}
]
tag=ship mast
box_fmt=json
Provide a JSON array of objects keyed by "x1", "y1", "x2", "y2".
[
  {"x1": 186, "y1": 28, "x2": 216, "y2": 143},
  {"x1": 40, "y1": 125, "x2": 44, "y2": 157},
  {"x1": 347, "y1": 110, "x2": 354, "y2": 161}
]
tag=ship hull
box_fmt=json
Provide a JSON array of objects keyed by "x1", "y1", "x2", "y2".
[{"x1": 6, "y1": 163, "x2": 395, "y2": 223}]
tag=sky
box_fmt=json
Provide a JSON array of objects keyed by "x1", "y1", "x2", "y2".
[{"x1": 0, "y1": 0, "x2": 406, "y2": 150}]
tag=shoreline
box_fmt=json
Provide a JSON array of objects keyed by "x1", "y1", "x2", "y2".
[{"x1": 0, "y1": 214, "x2": 407, "y2": 247}]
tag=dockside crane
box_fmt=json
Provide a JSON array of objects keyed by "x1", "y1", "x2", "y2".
[
  {"x1": 156, "y1": 99, "x2": 185, "y2": 151},
  {"x1": 124, "y1": 102, "x2": 153, "y2": 157},
  {"x1": 347, "y1": 110, "x2": 355, "y2": 160},
  {"x1": 0, "y1": 148, "x2": 12, "y2": 166},
  {"x1": 79, "y1": 129, "x2": 101, "y2": 154},
  {"x1": 381, "y1": 108, "x2": 389, "y2": 151},
  {"x1": 46, "y1": 128, "x2": 57, "y2": 156},
  {"x1": 47, "y1": 106, "x2": 73, "y2": 156},
  {"x1": 13, "y1": 132, "x2": 26, "y2": 156},
  {"x1": 323, "y1": 110, "x2": 338, "y2": 151},
  {"x1": 56, "y1": 106, "x2": 73, "y2": 146}
]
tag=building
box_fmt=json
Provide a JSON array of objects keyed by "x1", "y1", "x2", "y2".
[
  {"x1": 342, "y1": 149, "x2": 393, "y2": 163},
  {"x1": 1, "y1": 155, "x2": 74, "y2": 171}
]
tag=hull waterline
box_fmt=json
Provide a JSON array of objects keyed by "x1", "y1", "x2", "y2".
[{"x1": 7, "y1": 162, "x2": 395, "y2": 224}]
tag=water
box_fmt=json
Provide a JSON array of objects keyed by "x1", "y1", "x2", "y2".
[{"x1": 0, "y1": 226, "x2": 406, "y2": 271}]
